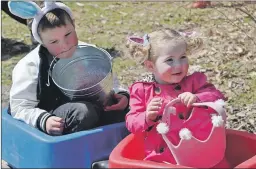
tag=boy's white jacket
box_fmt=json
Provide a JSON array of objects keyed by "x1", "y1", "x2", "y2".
[{"x1": 9, "y1": 41, "x2": 127, "y2": 129}]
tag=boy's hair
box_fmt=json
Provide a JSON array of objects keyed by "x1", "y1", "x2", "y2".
[
  {"x1": 37, "y1": 8, "x2": 74, "y2": 37},
  {"x1": 126, "y1": 28, "x2": 203, "y2": 65}
]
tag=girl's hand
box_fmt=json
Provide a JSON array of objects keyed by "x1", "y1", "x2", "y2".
[
  {"x1": 104, "y1": 94, "x2": 129, "y2": 111},
  {"x1": 178, "y1": 92, "x2": 197, "y2": 107},
  {"x1": 146, "y1": 97, "x2": 163, "y2": 122},
  {"x1": 46, "y1": 116, "x2": 64, "y2": 136}
]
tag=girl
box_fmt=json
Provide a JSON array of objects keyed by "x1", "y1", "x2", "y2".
[{"x1": 125, "y1": 28, "x2": 229, "y2": 168}]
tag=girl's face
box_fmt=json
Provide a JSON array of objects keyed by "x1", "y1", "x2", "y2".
[
  {"x1": 40, "y1": 20, "x2": 78, "y2": 59},
  {"x1": 145, "y1": 40, "x2": 189, "y2": 84}
]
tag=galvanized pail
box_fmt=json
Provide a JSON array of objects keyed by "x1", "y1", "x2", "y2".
[{"x1": 51, "y1": 45, "x2": 115, "y2": 107}]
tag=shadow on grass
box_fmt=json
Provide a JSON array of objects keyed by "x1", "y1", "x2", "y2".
[
  {"x1": 103, "y1": 47, "x2": 123, "y2": 59},
  {"x1": 1, "y1": 37, "x2": 31, "y2": 61},
  {"x1": 1, "y1": 36, "x2": 122, "y2": 61}
]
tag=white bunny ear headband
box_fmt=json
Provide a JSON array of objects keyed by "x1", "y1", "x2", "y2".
[{"x1": 8, "y1": 1, "x2": 74, "y2": 44}]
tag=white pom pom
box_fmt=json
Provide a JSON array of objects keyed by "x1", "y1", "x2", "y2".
[
  {"x1": 211, "y1": 115, "x2": 224, "y2": 127},
  {"x1": 156, "y1": 123, "x2": 169, "y2": 134},
  {"x1": 215, "y1": 99, "x2": 226, "y2": 107},
  {"x1": 179, "y1": 128, "x2": 192, "y2": 140}
]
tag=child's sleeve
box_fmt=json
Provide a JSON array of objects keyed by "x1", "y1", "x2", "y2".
[
  {"x1": 125, "y1": 83, "x2": 156, "y2": 134},
  {"x1": 192, "y1": 72, "x2": 226, "y2": 102},
  {"x1": 9, "y1": 56, "x2": 53, "y2": 133}
]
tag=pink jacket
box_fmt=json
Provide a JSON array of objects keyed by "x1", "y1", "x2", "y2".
[{"x1": 125, "y1": 72, "x2": 226, "y2": 164}]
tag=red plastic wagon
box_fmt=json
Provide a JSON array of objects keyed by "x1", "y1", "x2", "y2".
[{"x1": 109, "y1": 129, "x2": 256, "y2": 168}]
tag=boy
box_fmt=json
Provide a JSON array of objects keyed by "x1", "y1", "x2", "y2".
[{"x1": 8, "y1": 1, "x2": 129, "y2": 136}]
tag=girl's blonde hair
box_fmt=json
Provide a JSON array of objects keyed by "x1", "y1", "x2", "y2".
[{"x1": 126, "y1": 28, "x2": 203, "y2": 64}]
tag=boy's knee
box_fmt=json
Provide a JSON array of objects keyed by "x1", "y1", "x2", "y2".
[
  {"x1": 63, "y1": 102, "x2": 99, "y2": 134},
  {"x1": 71, "y1": 102, "x2": 98, "y2": 122}
]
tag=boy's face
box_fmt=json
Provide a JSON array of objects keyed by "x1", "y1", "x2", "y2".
[{"x1": 40, "y1": 20, "x2": 78, "y2": 59}]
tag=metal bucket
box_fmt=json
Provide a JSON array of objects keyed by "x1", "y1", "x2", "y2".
[{"x1": 51, "y1": 45, "x2": 115, "y2": 107}]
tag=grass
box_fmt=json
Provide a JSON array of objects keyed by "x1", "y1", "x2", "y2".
[
  {"x1": 112, "y1": 57, "x2": 136, "y2": 74},
  {"x1": 2, "y1": 54, "x2": 24, "y2": 86},
  {"x1": 2, "y1": 2, "x2": 256, "y2": 111}
]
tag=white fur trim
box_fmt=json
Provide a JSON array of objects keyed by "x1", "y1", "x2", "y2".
[
  {"x1": 156, "y1": 123, "x2": 169, "y2": 134},
  {"x1": 179, "y1": 128, "x2": 192, "y2": 140},
  {"x1": 211, "y1": 115, "x2": 224, "y2": 127},
  {"x1": 32, "y1": 2, "x2": 74, "y2": 44},
  {"x1": 44, "y1": 2, "x2": 54, "y2": 8}
]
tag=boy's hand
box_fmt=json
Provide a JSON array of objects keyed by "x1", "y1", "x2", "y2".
[
  {"x1": 104, "y1": 94, "x2": 129, "y2": 111},
  {"x1": 146, "y1": 97, "x2": 162, "y2": 122},
  {"x1": 178, "y1": 92, "x2": 197, "y2": 107},
  {"x1": 46, "y1": 116, "x2": 64, "y2": 136}
]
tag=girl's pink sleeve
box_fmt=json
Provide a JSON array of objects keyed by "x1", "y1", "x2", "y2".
[
  {"x1": 192, "y1": 72, "x2": 226, "y2": 102},
  {"x1": 125, "y1": 83, "x2": 156, "y2": 134}
]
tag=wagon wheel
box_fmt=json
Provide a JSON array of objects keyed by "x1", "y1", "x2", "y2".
[{"x1": 1, "y1": 160, "x2": 11, "y2": 169}]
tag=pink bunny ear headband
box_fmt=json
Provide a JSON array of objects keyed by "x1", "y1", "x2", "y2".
[
  {"x1": 127, "y1": 31, "x2": 197, "y2": 46},
  {"x1": 8, "y1": 1, "x2": 74, "y2": 44},
  {"x1": 127, "y1": 34, "x2": 150, "y2": 46}
]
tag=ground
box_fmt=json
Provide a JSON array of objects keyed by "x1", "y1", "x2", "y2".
[{"x1": 1, "y1": 2, "x2": 256, "y2": 133}]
